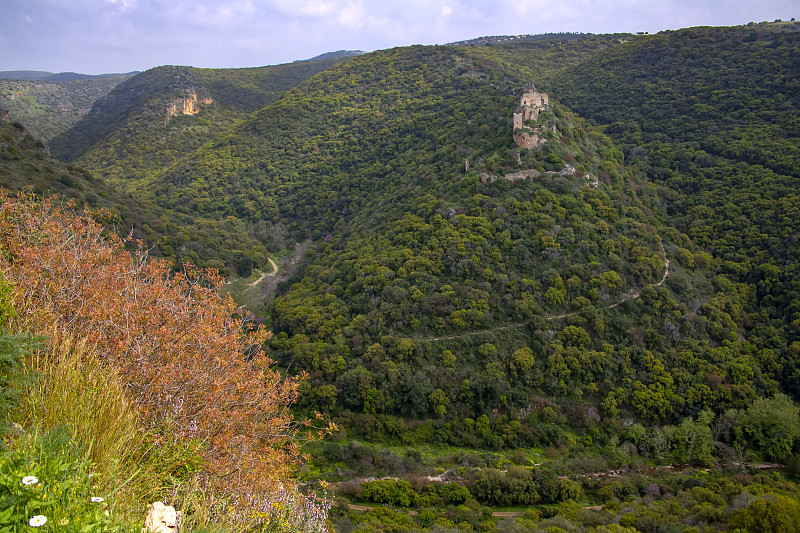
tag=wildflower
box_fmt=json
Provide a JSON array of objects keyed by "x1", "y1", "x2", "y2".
[
  {"x1": 21, "y1": 476, "x2": 39, "y2": 486},
  {"x1": 29, "y1": 515, "x2": 47, "y2": 527},
  {"x1": 90, "y1": 496, "x2": 105, "y2": 503}
]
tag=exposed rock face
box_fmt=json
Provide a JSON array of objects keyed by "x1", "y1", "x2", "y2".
[
  {"x1": 0, "y1": 109, "x2": 10, "y2": 123},
  {"x1": 512, "y1": 84, "x2": 550, "y2": 149},
  {"x1": 165, "y1": 89, "x2": 213, "y2": 123}
]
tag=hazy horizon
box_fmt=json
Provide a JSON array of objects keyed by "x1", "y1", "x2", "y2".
[{"x1": 1, "y1": 0, "x2": 796, "y2": 74}]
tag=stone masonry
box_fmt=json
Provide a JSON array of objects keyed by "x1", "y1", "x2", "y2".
[{"x1": 512, "y1": 84, "x2": 550, "y2": 149}]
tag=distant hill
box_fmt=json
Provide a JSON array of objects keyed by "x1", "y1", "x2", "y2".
[
  {"x1": 0, "y1": 70, "x2": 138, "y2": 81},
  {"x1": 50, "y1": 56, "x2": 356, "y2": 185},
  {"x1": 0, "y1": 70, "x2": 55, "y2": 81},
  {"x1": 447, "y1": 32, "x2": 592, "y2": 47},
  {"x1": 0, "y1": 108, "x2": 267, "y2": 275},
  {"x1": 297, "y1": 50, "x2": 365, "y2": 62},
  {"x1": 42, "y1": 71, "x2": 140, "y2": 82},
  {"x1": 0, "y1": 76, "x2": 133, "y2": 141}
]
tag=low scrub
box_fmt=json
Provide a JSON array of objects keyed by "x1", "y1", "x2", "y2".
[{"x1": 0, "y1": 191, "x2": 331, "y2": 531}]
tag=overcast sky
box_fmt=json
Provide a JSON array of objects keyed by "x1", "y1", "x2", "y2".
[{"x1": 1, "y1": 0, "x2": 796, "y2": 74}]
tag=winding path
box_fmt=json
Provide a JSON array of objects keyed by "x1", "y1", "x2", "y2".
[
  {"x1": 248, "y1": 256, "x2": 279, "y2": 289},
  {"x1": 332, "y1": 500, "x2": 600, "y2": 518},
  {"x1": 417, "y1": 245, "x2": 670, "y2": 343}
]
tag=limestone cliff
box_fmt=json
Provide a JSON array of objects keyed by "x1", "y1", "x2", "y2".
[{"x1": 165, "y1": 89, "x2": 213, "y2": 123}]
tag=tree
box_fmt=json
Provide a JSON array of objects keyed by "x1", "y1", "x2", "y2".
[
  {"x1": 738, "y1": 394, "x2": 800, "y2": 462},
  {"x1": 233, "y1": 250, "x2": 253, "y2": 277},
  {"x1": 510, "y1": 347, "x2": 536, "y2": 378},
  {"x1": 428, "y1": 388, "x2": 449, "y2": 417},
  {"x1": 729, "y1": 494, "x2": 800, "y2": 533},
  {"x1": 672, "y1": 410, "x2": 714, "y2": 465}
]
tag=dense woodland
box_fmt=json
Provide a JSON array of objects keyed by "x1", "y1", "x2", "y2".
[
  {"x1": 2, "y1": 21, "x2": 800, "y2": 532},
  {"x1": 0, "y1": 75, "x2": 129, "y2": 141}
]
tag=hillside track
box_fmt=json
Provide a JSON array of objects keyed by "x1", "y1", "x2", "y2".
[{"x1": 418, "y1": 245, "x2": 669, "y2": 343}]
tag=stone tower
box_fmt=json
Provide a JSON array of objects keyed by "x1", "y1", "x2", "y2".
[{"x1": 512, "y1": 84, "x2": 550, "y2": 149}]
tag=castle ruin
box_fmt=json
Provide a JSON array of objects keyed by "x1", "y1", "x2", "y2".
[{"x1": 512, "y1": 84, "x2": 550, "y2": 149}]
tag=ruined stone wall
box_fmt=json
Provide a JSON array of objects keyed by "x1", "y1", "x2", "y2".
[
  {"x1": 519, "y1": 89, "x2": 548, "y2": 110},
  {"x1": 512, "y1": 85, "x2": 549, "y2": 149},
  {"x1": 513, "y1": 131, "x2": 547, "y2": 149}
]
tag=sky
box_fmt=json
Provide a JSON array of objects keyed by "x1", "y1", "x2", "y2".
[{"x1": 0, "y1": 0, "x2": 797, "y2": 74}]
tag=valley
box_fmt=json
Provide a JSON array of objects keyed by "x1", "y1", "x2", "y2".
[{"x1": 2, "y1": 20, "x2": 799, "y2": 533}]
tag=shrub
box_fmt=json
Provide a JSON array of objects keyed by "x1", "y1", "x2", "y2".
[{"x1": 0, "y1": 191, "x2": 331, "y2": 528}]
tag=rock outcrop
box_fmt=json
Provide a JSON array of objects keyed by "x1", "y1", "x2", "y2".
[
  {"x1": 165, "y1": 89, "x2": 213, "y2": 123},
  {"x1": 143, "y1": 501, "x2": 181, "y2": 533}
]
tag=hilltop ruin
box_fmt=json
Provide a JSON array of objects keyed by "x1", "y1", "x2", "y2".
[{"x1": 512, "y1": 84, "x2": 551, "y2": 149}]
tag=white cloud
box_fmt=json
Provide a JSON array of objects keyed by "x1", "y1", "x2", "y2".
[
  {"x1": 442, "y1": 5, "x2": 453, "y2": 16},
  {"x1": 336, "y1": 0, "x2": 368, "y2": 29},
  {"x1": 268, "y1": 0, "x2": 341, "y2": 17},
  {"x1": 509, "y1": 0, "x2": 548, "y2": 15},
  {"x1": 331, "y1": 0, "x2": 391, "y2": 31},
  {"x1": 104, "y1": 0, "x2": 137, "y2": 13},
  {"x1": 218, "y1": 1, "x2": 256, "y2": 20},
  {"x1": 300, "y1": 1, "x2": 337, "y2": 16}
]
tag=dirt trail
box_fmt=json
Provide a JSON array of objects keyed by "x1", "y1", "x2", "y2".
[
  {"x1": 419, "y1": 245, "x2": 670, "y2": 342},
  {"x1": 248, "y1": 256, "x2": 279, "y2": 289},
  {"x1": 333, "y1": 501, "x2": 600, "y2": 518}
]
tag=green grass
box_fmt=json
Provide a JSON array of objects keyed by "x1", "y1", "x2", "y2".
[
  {"x1": 0, "y1": 427, "x2": 140, "y2": 532},
  {"x1": 0, "y1": 318, "x2": 212, "y2": 529}
]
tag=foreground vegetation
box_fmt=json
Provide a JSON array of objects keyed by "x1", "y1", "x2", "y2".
[{"x1": 0, "y1": 192, "x2": 330, "y2": 531}]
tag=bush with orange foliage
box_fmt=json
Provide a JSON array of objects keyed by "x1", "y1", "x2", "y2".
[{"x1": 0, "y1": 190, "x2": 326, "y2": 511}]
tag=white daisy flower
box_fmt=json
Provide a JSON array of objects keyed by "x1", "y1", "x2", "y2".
[
  {"x1": 21, "y1": 476, "x2": 39, "y2": 486},
  {"x1": 28, "y1": 515, "x2": 47, "y2": 527},
  {"x1": 90, "y1": 496, "x2": 104, "y2": 503}
]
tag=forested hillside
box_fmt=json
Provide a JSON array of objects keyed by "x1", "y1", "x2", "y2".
[
  {"x1": 99, "y1": 41, "x2": 777, "y2": 459},
  {"x1": 50, "y1": 57, "x2": 353, "y2": 185},
  {"x1": 542, "y1": 23, "x2": 800, "y2": 397},
  {"x1": 8, "y1": 24, "x2": 800, "y2": 532},
  {"x1": 44, "y1": 30, "x2": 800, "y2": 458},
  {"x1": 0, "y1": 110, "x2": 267, "y2": 275},
  {"x1": 0, "y1": 75, "x2": 129, "y2": 141}
]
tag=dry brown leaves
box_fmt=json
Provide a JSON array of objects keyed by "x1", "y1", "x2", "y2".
[{"x1": 0, "y1": 191, "x2": 315, "y2": 497}]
